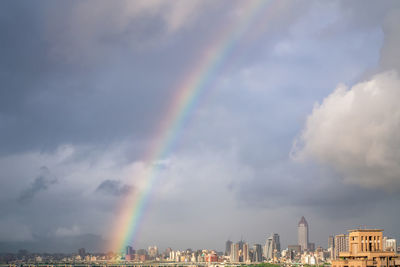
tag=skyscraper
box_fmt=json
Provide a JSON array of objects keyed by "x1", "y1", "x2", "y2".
[
  {"x1": 238, "y1": 239, "x2": 244, "y2": 251},
  {"x1": 126, "y1": 246, "x2": 133, "y2": 256},
  {"x1": 264, "y1": 233, "x2": 281, "y2": 260},
  {"x1": 334, "y1": 234, "x2": 349, "y2": 259},
  {"x1": 329, "y1": 235, "x2": 334, "y2": 249},
  {"x1": 253, "y1": 244, "x2": 263, "y2": 262},
  {"x1": 273, "y1": 233, "x2": 281, "y2": 253},
  {"x1": 329, "y1": 235, "x2": 335, "y2": 259},
  {"x1": 265, "y1": 236, "x2": 273, "y2": 260},
  {"x1": 243, "y1": 243, "x2": 249, "y2": 263},
  {"x1": 78, "y1": 248, "x2": 86, "y2": 259},
  {"x1": 298, "y1": 216, "x2": 309, "y2": 251},
  {"x1": 225, "y1": 240, "x2": 232, "y2": 256},
  {"x1": 230, "y1": 242, "x2": 239, "y2": 262}
]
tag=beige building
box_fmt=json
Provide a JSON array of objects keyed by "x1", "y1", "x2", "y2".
[
  {"x1": 243, "y1": 243, "x2": 249, "y2": 263},
  {"x1": 332, "y1": 229, "x2": 399, "y2": 267},
  {"x1": 335, "y1": 234, "x2": 350, "y2": 259}
]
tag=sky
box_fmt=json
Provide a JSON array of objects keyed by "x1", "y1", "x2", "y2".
[{"x1": 0, "y1": 0, "x2": 400, "y2": 253}]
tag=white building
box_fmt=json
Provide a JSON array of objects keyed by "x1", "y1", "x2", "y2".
[
  {"x1": 383, "y1": 237, "x2": 397, "y2": 252},
  {"x1": 298, "y1": 217, "x2": 309, "y2": 251}
]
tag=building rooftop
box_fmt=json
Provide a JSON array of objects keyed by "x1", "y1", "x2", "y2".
[
  {"x1": 348, "y1": 229, "x2": 383, "y2": 233},
  {"x1": 298, "y1": 216, "x2": 308, "y2": 226}
]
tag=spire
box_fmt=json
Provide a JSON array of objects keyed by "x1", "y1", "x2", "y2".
[{"x1": 298, "y1": 216, "x2": 308, "y2": 226}]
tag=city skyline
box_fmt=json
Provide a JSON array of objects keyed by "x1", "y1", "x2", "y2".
[
  {"x1": 2, "y1": 225, "x2": 398, "y2": 265},
  {"x1": 1, "y1": 0, "x2": 400, "y2": 254},
  {"x1": 1, "y1": 222, "x2": 399, "y2": 265}
]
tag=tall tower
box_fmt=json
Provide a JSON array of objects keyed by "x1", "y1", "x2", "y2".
[
  {"x1": 298, "y1": 216, "x2": 309, "y2": 251},
  {"x1": 230, "y1": 242, "x2": 240, "y2": 262},
  {"x1": 265, "y1": 236, "x2": 273, "y2": 260},
  {"x1": 225, "y1": 240, "x2": 232, "y2": 256},
  {"x1": 253, "y1": 244, "x2": 263, "y2": 262},
  {"x1": 264, "y1": 233, "x2": 281, "y2": 260},
  {"x1": 273, "y1": 233, "x2": 281, "y2": 253},
  {"x1": 329, "y1": 235, "x2": 335, "y2": 259},
  {"x1": 243, "y1": 243, "x2": 249, "y2": 263},
  {"x1": 334, "y1": 234, "x2": 349, "y2": 259},
  {"x1": 126, "y1": 245, "x2": 133, "y2": 256}
]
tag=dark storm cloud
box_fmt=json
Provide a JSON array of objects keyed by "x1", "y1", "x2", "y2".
[
  {"x1": 96, "y1": 179, "x2": 133, "y2": 197},
  {"x1": 0, "y1": 0, "x2": 220, "y2": 156},
  {"x1": 234, "y1": 164, "x2": 397, "y2": 218},
  {"x1": 18, "y1": 166, "x2": 57, "y2": 204}
]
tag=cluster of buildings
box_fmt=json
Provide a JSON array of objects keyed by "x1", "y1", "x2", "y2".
[
  {"x1": 115, "y1": 216, "x2": 400, "y2": 266},
  {"x1": 224, "y1": 216, "x2": 321, "y2": 264},
  {"x1": 116, "y1": 216, "x2": 400, "y2": 266},
  {"x1": 0, "y1": 249, "x2": 119, "y2": 264},
  {"x1": 329, "y1": 232, "x2": 398, "y2": 259},
  {"x1": 223, "y1": 217, "x2": 400, "y2": 266},
  {"x1": 125, "y1": 246, "x2": 158, "y2": 261},
  {"x1": 332, "y1": 229, "x2": 399, "y2": 267},
  {"x1": 123, "y1": 246, "x2": 222, "y2": 263},
  {"x1": 2, "y1": 217, "x2": 400, "y2": 266},
  {"x1": 168, "y1": 249, "x2": 220, "y2": 263}
]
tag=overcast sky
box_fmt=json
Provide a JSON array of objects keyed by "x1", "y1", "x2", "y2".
[{"x1": 1, "y1": 0, "x2": 400, "y2": 253}]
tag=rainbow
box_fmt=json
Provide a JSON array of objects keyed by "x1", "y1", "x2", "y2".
[{"x1": 110, "y1": 0, "x2": 279, "y2": 253}]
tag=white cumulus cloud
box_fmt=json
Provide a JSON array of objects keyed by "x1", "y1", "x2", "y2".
[{"x1": 292, "y1": 71, "x2": 400, "y2": 190}]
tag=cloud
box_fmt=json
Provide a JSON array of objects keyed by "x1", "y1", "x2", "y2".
[
  {"x1": 291, "y1": 4, "x2": 400, "y2": 193},
  {"x1": 70, "y1": 0, "x2": 211, "y2": 36},
  {"x1": 46, "y1": 0, "x2": 218, "y2": 63},
  {"x1": 54, "y1": 225, "x2": 81, "y2": 237},
  {"x1": 96, "y1": 179, "x2": 133, "y2": 197},
  {"x1": 380, "y1": 8, "x2": 400, "y2": 72},
  {"x1": 18, "y1": 166, "x2": 57, "y2": 204},
  {"x1": 292, "y1": 71, "x2": 400, "y2": 191}
]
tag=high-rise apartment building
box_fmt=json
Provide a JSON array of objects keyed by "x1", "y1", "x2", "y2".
[
  {"x1": 78, "y1": 248, "x2": 86, "y2": 258},
  {"x1": 126, "y1": 246, "x2": 133, "y2": 256},
  {"x1": 230, "y1": 242, "x2": 239, "y2": 262},
  {"x1": 265, "y1": 236, "x2": 273, "y2": 260},
  {"x1": 334, "y1": 234, "x2": 349, "y2": 259},
  {"x1": 238, "y1": 239, "x2": 244, "y2": 251},
  {"x1": 253, "y1": 244, "x2": 263, "y2": 262},
  {"x1": 273, "y1": 233, "x2": 281, "y2": 253},
  {"x1": 298, "y1": 216, "x2": 309, "y2": 251},
  {"x1": 243, "y1": 243, "x2": 249, "y2": 263},
  {"x1": 225, "y1": 240, "x2": 232, "y2": 256},
  {"x1": 264, "y1": 233, "x2": 281, "y2": 260},
  {"x1": 329, "y1": 235, "x2": 335, "y2": 259},
  {"x1": 329, "y1": 235, "x2": 335, "y2": 249}
]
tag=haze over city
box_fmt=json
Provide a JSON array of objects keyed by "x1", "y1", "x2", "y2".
[{"x1": 1, "y1": 0, "x2": 400, "y2": 255}]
